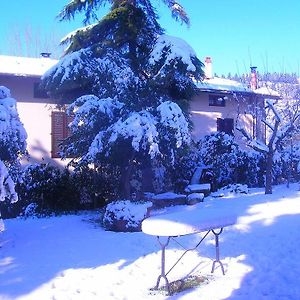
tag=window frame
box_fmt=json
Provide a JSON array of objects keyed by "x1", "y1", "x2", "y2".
[
  {"x1": 209, "y1": 94, "x2": 226, "y2": 107},
  {"x1": 217, "y1": 118, "x2": 234, "y2": 136}
]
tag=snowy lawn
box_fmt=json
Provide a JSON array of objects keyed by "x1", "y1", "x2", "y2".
[{"x1": 1, "y1": 184, "x2": 300, "y2": 300}]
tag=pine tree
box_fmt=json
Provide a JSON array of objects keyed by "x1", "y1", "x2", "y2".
[{"x1": 42, "y1": 1, "x2": 204, "y2": 197}]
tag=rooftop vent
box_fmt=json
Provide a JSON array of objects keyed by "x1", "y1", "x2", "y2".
[{"x1": 40, "y1": 52, "x2": 51, "y2": 58}]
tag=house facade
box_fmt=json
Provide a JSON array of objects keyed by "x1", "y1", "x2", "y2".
[
  {"x1": 191, "y1": 77, "x2": 267, "y2": 143},
  {"x1": 0, "y1": 55, "x2": 63, "y2": 166},
  {"x1": 0, "y1": 55, "x2": 278, "y2": 166}
]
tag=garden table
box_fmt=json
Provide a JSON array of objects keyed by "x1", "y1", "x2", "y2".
[{"x1": 142, "y1": 204, "x2": 237, "y2": 294}]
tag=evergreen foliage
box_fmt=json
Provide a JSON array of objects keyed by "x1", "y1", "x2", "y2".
[
  {"x1": 197, "y1": 132, "x2": 265, "y2": 190},
  {"x1": 42, "y1": 1, "x2": 204, "y2": 197},
  {"x1": 0, "y1": 86, "x2": 27, "y2": 223}
]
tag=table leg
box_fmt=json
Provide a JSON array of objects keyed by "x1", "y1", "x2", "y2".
[
  {"x1": 211, "y1": 228, "x2": 225, "y2": 275},
  {"x1": 155, "y1": 236, "x2": 171, "y2": 294}
]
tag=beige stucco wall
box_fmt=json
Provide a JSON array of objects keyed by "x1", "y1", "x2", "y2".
[
  {"x1": 1, "y1": 74, "x2": 66, "y2": 167},
  {"x1": 190, "y1": 92, "x2": 256, "y2": 143},
  {"x1": 17, "y1": 102, "x2": 64, "y2": 166}
]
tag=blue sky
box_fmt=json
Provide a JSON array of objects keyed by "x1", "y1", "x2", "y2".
[{"x1": 1, "y1": 0, "x2": 300, "y2": 76}]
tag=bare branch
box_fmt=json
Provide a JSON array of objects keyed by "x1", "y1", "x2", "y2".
[
  {"x1": 261, "y1": 119, "x2": 274, "y2": 131},
  {"x1": 236, "y1": 126, "x2": 268, "y2": 153}
]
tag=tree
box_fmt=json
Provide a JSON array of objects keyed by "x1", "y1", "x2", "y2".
[
  {"x1": 237, "y1": 79, "x2": 300, "y2": 194},
  {"x1": 42, "y1": 0, "x2": 204, "y2": 197},
  {"x1": 0, "y1": 86, "x2": 27, "y2": 231}
]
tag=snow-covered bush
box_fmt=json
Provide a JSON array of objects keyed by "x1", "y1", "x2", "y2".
[
  {"x1": 0, "y1": 86, "x2": 27, "y2": 225},
  {"x1": 273, "y1": 142, "x2": 300, "y2": 184},
  {"x1": 23, "y1": 203, "x2": 39, "y2": 218},
  {"x1": 103, "y1": 200, "x2": 152, "y2": 232},
  {"x1": 0, "y1": 161, "x2": 18, "y2": 230},
  {"x1": 0, "y1": 86, "x2": 27, "y2": 163},
  {"x1": 169, "y1": 144, "x2": 200, "y2": 193},
  {"x1": 211, "y1": 184, "x2": 249, "y2": 198},
  {"x1": 17, "y1": 164, "x2": 81, "y2": 216},
  {"x1": 197, "y1": 132, "x2": 265, "y2": 190},
  {"x1": 16, "y1": 163, "x2": 114, "y2": 217}
]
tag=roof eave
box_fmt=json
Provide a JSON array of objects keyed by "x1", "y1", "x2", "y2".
[
  {"x1": 197, "y1": 87, "x2": 281, "y2": 99},
  {"x1": 0, "y1": 72, "x2": 42, "y2": 78}
]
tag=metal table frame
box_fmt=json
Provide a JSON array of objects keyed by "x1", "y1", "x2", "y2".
[{"x1": 154, "y1": 228, "x2": 225, "y2": 294}]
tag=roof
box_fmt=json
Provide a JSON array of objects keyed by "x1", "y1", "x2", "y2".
[
  {"x1": 196, "y1": 77, "x2": 252, "y2": 94},
  {"x1": 196, "y1": 77, "x2": 280, "y2": 98},
  {"x1": 0, "y1": 55, "x2": 58, "y2": 77},
  {"x1": 254, "y1": 86, "x2": 280, "y2": 97}
]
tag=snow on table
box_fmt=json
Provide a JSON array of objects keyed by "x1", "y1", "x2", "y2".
[
  {"x1": 142, "y1": 204, "x2": 237, "y2": 237},
  {"x1": 184, "y1": 183, "x2": 211, "y2": 193}
]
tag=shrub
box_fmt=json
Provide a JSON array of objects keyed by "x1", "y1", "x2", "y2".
[
  {"x1": 197, "y1": 132, "x2": 265, "y2": 190},
  {"x1": 16, "y1": 163, "x2": 81, "y2": 216},
  {"x1": 14, "y1": 163, "x2": 115, "y2": 217},
  {"x1": 103, "y1": 200, "x2": 152, "y2": 232},
  {"x1": 170, "y1": 145, "x2": 200, "y2": 193}
]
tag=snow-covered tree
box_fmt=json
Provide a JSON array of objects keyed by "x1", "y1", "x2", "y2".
[
  {"x1": 42, "y1": 1, "x2": 204, "y2": 197},
  {"x1": 0, "y1": 86, "x2": 27, "y2": 230},
  {"x1": 238, "y1": 94, "x2": 300, "y2": 194}
]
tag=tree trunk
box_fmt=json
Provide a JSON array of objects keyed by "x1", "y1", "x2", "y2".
[
  {"x1": 120, "y1": 164, "x2": 133, "y2": 199},
  {"x1": 265, "y1": 151, "x2": 273, "y2": 194}
]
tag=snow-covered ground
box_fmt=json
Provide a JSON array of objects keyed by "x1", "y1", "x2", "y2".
[{"x1": 1, "y1": 184, "x2": 300, "y2": 300}]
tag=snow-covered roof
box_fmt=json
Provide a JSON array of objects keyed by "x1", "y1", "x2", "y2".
[
  {"x1": 196, "y1": 77, "x2": 280, "y2": 98},
  {"x1": 0, "y1": 55, "x2": 58, "y2": 77},
  {"x1": 196, "y1": 77, "x2": 252, "y2": 94},
  {"x1": 254, "y1": 86, "x2": 280, "y2": 97}
]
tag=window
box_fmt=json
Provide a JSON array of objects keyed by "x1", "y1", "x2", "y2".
[
  {"x1": 51, "y1": 111, "x2": 73, "y2": 158},
  {"x1": 217, "y1": 118, "x2": 234, "y2": 135},
  {"x1": 209, "y1": 94, "x2": 226, "y2": 107},
  {"x1": 33, "y1": 82, "x2": 49, "y2": 99}
]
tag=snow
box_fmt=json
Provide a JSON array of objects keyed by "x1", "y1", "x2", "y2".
[
  {"x1": 152, "y1": 192, "x2": 186, "y2": 200},
  {"x1": 109, "y1": 111, "x2": 159, "y2": 157},
  {"x1": 157, "y1": 101, "x2": 190, "y2": 148},
  {"x1": 187, "y1": 193, "x2": 204, "y2": 201},
  {"x1": 0, "y1": 161, "x2": 18, "y2": 203},
  {"x1": 0, "y1": 55, "x2": 58, "y2": 77},
  {"x1": 0, "y1": 86, "x2": 27, "y2": 151},
  {"x1": 149, "y1": 34, "x2": 198, "y2": 72},
  {"x1": 141, "y1": 203, "x2": 237, "y2": 236},
  {"x1": 254, "y1": 86, "x2": 280, "y2": 97},
  {"x1": 60, "y1": 23, "x2": 97, "y2": 46},
  {"x1": 1, "y1": 184, "x2": 300, "y2": 299},
  {"x1": 185, "y1": 183, "x2": 211, "y2": 193},
  {"x1": 85, "y1": 101, "x2": 190, "y2": 161},
  {"x1": 103, "y1": 200, "x2": 152, "y2": 229},
  {"x1": 196, "y1": 78, "x2": 282, "y2": 98},
  {"x1": 248, "y1": 140, "x2": 269, "y2": 153},
  {"x1": 196, "y1": 77, "x2": 251, "y2": 94}
]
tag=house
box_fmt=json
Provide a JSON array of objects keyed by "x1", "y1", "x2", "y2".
[
  {"x1": 0, "y1": 55, "x2": 279, "y2": 166},
  {"x1": 0, "y1": 55, "x2": 62, "y2": 165},
  {"x1": 191, "y1": 58, "x2": 279, "y2": 143}
]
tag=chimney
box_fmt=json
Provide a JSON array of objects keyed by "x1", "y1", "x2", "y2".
[
  {"x1": 40, "y1": 52, "x2": 51, "y2": 58},
  {"x1": 204, "y1": 56, "x2": 213, "y2": 79},
  {"x1": 250, "y1": 66, "x2": 257, "y2": 90}
]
